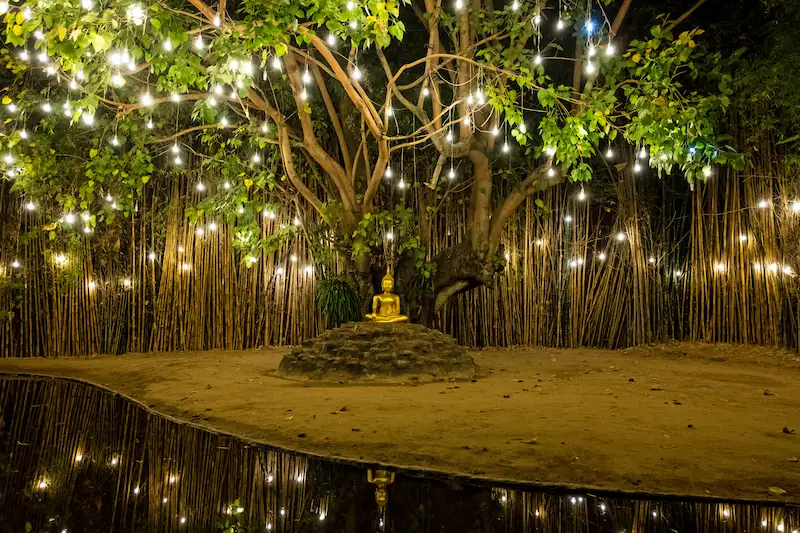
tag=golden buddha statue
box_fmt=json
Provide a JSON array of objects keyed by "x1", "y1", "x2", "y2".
[
  {"x1": 367, "y1": 469, "x2": 395, "y2": 513},
  {"x1": 364, "y1": 268, "x2": 408, "y2": 323}
]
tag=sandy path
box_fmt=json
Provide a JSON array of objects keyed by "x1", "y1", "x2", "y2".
[{"x1": 1, "y1": 342, "x2": 799, "y2": 502}]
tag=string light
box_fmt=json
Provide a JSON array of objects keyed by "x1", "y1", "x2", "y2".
[
  {"x1": 213, "y1": 14, "x2": 221, "y2": 26},
  {"x1": 208, "y1": 222, "x2": 218, "y2": 230},
  {"x1": 19, "y1": 50, "x2": 28, "y2": 61},
  {"x1": 455, "y1": 0, "x2": 463, "y2": 9},
  {"x1": 605, "y1": 148, "x2": 613, "y2": 158},
  {"x1": 353, "y1": 67, "x2": 362, "y2": 80},
  {"x1": 223, "y1": 181, "x2": 231, "y2": 190},
  {"x1": 503, "y1": 141, "x2": 510, "y2": 153},
  {"x1": 194, "y1": 35, "x2": 204, "y2": 50},
  {"x1": 758, "y1": 199, "x2": 770, "y2": 209},
  {"x1": 141, "y1": 92, "x2": 153, "y2": 106},
  {"x1": 739, "y1": 234, "x2": 748, "y2": 242},
  {"x1": 148, "y1": 252, "x2": 156, "y2": 261},
  {"x1": 64, "y1": 213, "x2": 76, "y2": 224},
  {"x1": 25, "y1": 201, "x2": 36, "y2": 211},
  {"x1": 448, "y1": 168, "x2": 456, "y2": 180},
  {"x1": 633, "y1": 162, "x2": 642, "y2": 173},
  {"x1": 127, "y1": 4, "x2": 146, "y2": 25},
  {"x1": 88, "y1": 280, "x2": 96, "y2": 289},
  {"x1": 564, "y1": 215, "x2": 573, "y2": 223},
  {"x1": 616, "y1": 232, "x2": 626, "y2": 241},
  {"x1": 585, "y1": 62, "x2": 596, "y2": 74},
  {"x1": 715, "y1": 263, "x2": 726, "y2": 272},
  {"x1": 547, "y1": 167, "x2": 555, "y2": 178},
  {"x1": 606, "y1": 43, "x2": 615, "y2": 56},
  {"x1": 649, "y1": 257, "x2": 656, "y2": 264},
  {"x1": 385, "y1": 166, "x2": 393, "y2": 178},
  {"x1": 511, "y1": 0, "x2": 519, "y2": 11},
  {"x1": 387, "y1": 232, "x2": 394, "y2": 240},
  {"x1": 12, "y1": 260, "x2": 20, "y2": 268},
  {"x1": 598, "y1": 253, "x2": 606, "y2": 261},
  {"x1": 147, "y1": 120, "x2": 154, "y2": 129},
  {"x1": 327, "y1": 33, "x2": 337, "y2": 46},
  {"x1": 196, "y1": 182, "x2": 206, "y2": 191},
  {"x1": 422, "y1": 87, "x2": 429, "y2": 97},
  {"x1": 534, "y1": 54, "x2": 542, "y2": 65},
  {"x1": 294, "y1": 217, "x2": 301, "y2": 226},
  {"x1": 0, "y1": 1, "x2": 7, "y2": 13},
  {"x1": 577, "y1": 189, "x2": 586, "y2": 201},
  {"x1": 112, "y1": 73, "x2": 124, "y2": 86},
  {"x1": 446, "y1": 130, "x2": 453, "y2": 142},
  {"x1": 42, "y1": 102, "x2": 52, "y2": 113}
]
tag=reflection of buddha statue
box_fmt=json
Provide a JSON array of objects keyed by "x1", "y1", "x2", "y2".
[
  {"x1": 364, "y1": 268, "x2": 408, "y2": 323},
  {"x1": 367, "y1": 469, "x2": 395, "y2": 512}
]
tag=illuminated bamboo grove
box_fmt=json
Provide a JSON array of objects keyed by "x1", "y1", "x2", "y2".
[
  {"x1": 1, "y1": 126, "x2": 800, "y2": 355},
  {"x1": 2, "y1": 377, "x2": 797, "y2": 532}
]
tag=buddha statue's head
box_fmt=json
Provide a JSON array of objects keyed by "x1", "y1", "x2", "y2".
[{"x1": 381, "y1": 270, "x2": 395, "y2": 293}]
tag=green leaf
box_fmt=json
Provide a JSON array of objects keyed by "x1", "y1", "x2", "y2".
[
  {"x1": 141, "y1": 175, "x2": 150, "y2": 183},
  {"x1": 89, "y1": 148, "x2": 98, "y2": 158}
]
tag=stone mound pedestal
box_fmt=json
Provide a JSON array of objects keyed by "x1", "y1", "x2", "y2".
[{"x1": 278, "y1": 322, "x2": 476, "y2": 382}]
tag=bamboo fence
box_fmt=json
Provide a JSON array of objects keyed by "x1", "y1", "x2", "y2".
[
  {"x1": 0, "y1": 377, "x2": 796, "y2": 532},
  {"x1": 1, "y1": 132, "x2": 800, "y2": 356}
]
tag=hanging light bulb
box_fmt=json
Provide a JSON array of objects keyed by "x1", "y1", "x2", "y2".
[
  {"x1": 503, "y1": 141, "x2": 510, "y2": 153},
  {"x1": 171, "y1": 142, "x2": 179, "y2": 154},
  {"x1": 455, "y1": 0, "x2": 463, "y2": 9},
  {"x1": 577, "y1": 188, "x2": 586, "y2": 201},
  {"x1": 703, "y1": 166, "x2": 712, "y2": 178},
  {"x1": 33, "y1": 29, "x2": 43, "y2": 40},
  {"x1": 261, "y1": 122, "x2": 269, "y2": 133},
  {"x1": 445, "y1": 130, "x2": 453, "y2": 142},
  {"x1": 605, "y1": 43, "x2": 615, "y2": 56},
  {"x1": 213, "y1": 14, "x2": 221, "y2": 26},
  {"x1": 633, "y1": 162, "x2": 642, "y2": 173},
  {"x1": 639, "y1": 147, "x2": 647, "y2": 159},
  {"x1": 492, "y1": 127, "x2": 499, "y2": 136},
  {"x1": 534, "y1": 54, "x2": 542, "y2": 65},
  {"x1": 82, "y1": 113, "x2": 95, "y2": 126},
  {"x1": 111, "y1": 73, "x2": 124, "y2": 86},
  {"x1": 398, "y1": 179, "x2": 406, "y2": 189},
  {"x1": 46, "y1": 65, "x2": 57, "y2": 76},
  {"x1": 214, "y1": 84, "x2": 223, "y2": 95},
  {"x1": 19, "y1": 129, "x2": 28, "y2": 139},
  {"x1": 384, "y1": 166, "x2": 393, "y2": 178},
  {"x1": 605, "y1": 148, "x2": 613, "y2": 158},
  {"x1": 196, "y1": 182, "x2": 205, "y2": 191},
  {"x1": 141, "y1": 92, "x2": 153, "y2": 106},
  {"x1": 300, "y1": 88, "x2": 308, "y2": 100},
  {"x1": 111, "y1": 136, "x2": 119, "y2": 146},
  {"x1": 0, "y1": 1, "x2": 7, "y2": 13},
  {"x1": 25, "y1": 201, "x2": 36, "y2": 211},
  {"x1": 146, "y1": 120, "x2": 154, "y2": 129},
  {"x1": 346, "y1": 0, "x2": 354, "y2": 8},
  {"x1": 448, "y1": 168, "x2": 455, "y2": 179},
  {"x1": 588, "y1": 45, "x2": 596, "y2": 58},
  {"x1": 194, "y1": 35, "x2": 204, "y2": 50},
  {"x1": 252, "y1": 153, "x2": 261, "y2": 163},
  {"x1": 511, "y1": 1, "x2": 519, "y2": 11},
  {"x1": 302, "y1": 68, "x2": 312, "y2": 84},
  {"x1": 37, "y1": 51, "x2": 48, "y2": 63},
  {"x1": 19, "y1": 50, "x2": 29, "y2": 61},
  {"x1": 585, "y1": 19, "x2": 594, "y2": 33},
  {"x1": 223, "y1": 181, "x2": 231, "y2": 190},
  {"x1": 220, "y1": 117, "x2": 229, "y2": 127},
  {"x1": 127, "y1": 4, "x2": 146, "y2": 25},
  {"x1": 208, "y1": 96, "x2": 217, "y2": 107},
  {"x1": 69, "y1": 79, "x2": 78, "y2": 90},
  {"x1": 532, "y1": 14, "x2": 541, "y2": 25},
  {"x1": 171, "y1": 92, "x2": 181, "y2": 103},
  {"x1": 556, "y1": 18, "x2": 565, "y2": 30},
  {"x1": 352, "y1": 67, "x2": 362, "y2": 80},
  {"x1": 547, "y1": 167, "x2": 555, "y2": 177},
  {"x1": 6, "y1": 102, "x2": 16, "y2": 113},
  {"x1": 585, "y1": 62, "x2": 596, "y2": 74},
  {"x1": 3, "y1": 153, "x2": 13, "y2": 164},
  {"x1": 163, "y1": 38, "x2": 173, "y2": 51},
  {"x1": 272, "y1": 57, "x2": 281, "y2": 70},
  {"x1": 422, "y1": 87, "x2": 430, "y2": 97},
  {"x1": 545, "y1": 146, "x2": 556, "y2": 156}
]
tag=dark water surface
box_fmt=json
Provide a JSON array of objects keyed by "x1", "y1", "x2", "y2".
[{"x1": 0, "y1": 377, "x2": 796, "y2": 533}]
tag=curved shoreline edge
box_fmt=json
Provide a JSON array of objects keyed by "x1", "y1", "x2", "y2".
[{"x1": 1, "y1": 371, "x2": 794, "y2": 507}]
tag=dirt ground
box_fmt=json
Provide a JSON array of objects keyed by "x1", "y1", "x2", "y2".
[{"x1": 1, "y1": 342, "x2": 799, "y2": 503}]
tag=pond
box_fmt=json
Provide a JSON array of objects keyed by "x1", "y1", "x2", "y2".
[{"x1": 0, "y1": 376, "x2": 797, "y2": 533}]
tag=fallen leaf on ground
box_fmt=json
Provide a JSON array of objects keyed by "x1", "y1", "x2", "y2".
[
  {"x1": 783, "y1": 427, "x2": 796, "y2": 434},
  {"x1": 764, "y1": 390, "x2": 776, "y2": 396},
  {"x1": 787, "y1": 457, "x2": 798, "y2": 462},
  {"x1": 284, "y1": 415, "x2": 293, "y2": 421},
  {"x1": 651, "y1": 385, "x2": 662, "y2": 390},
  {"x1": 523, "y1": 438, "x2": 538, "y2": 445},
  {"x1": 768, "y1": 486, "x2": 787, "y2": 495}
]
